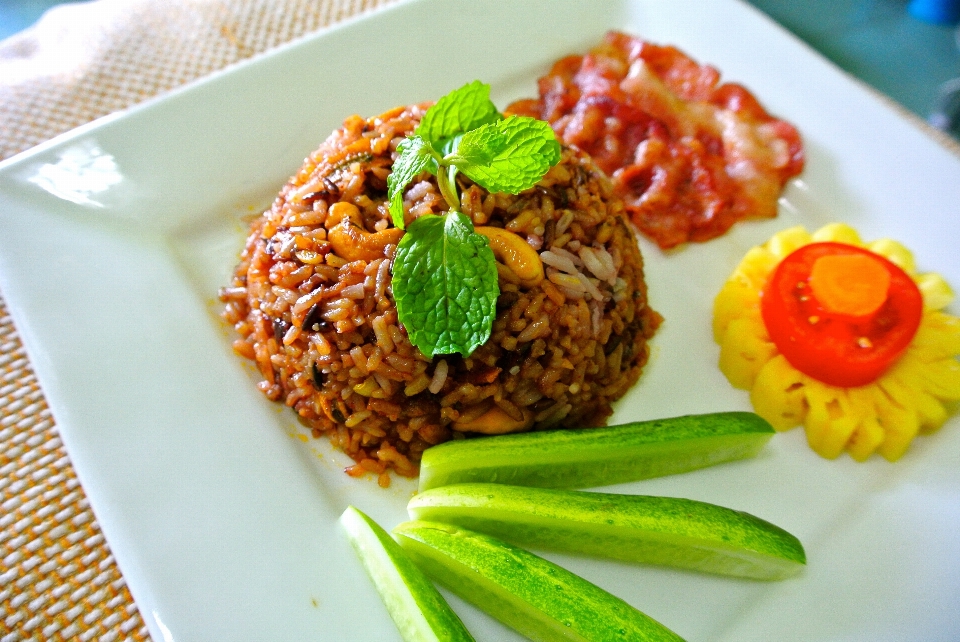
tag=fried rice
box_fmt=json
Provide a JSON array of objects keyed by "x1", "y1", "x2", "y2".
[{"x1": 219, "y1": 103, "x2": 661, "y2": 486}]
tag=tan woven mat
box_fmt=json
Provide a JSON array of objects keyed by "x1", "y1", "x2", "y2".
[{"x1": 0, "y1": 0, "x2": 392, "y2": 639}]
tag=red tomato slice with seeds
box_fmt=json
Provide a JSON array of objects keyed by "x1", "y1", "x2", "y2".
[{"x1": 760, "y1": 242, "x2": 923, "y2": 388}]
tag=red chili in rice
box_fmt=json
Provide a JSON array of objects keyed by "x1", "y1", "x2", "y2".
[{"x1": 220, "y1": 103, "x2": 661, "y2": 486}]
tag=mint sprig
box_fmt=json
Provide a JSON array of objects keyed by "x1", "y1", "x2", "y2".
[
  {"x1": 387, "y1": 82, "x2": 559, "y2": 229},
  {"x1": 388, "y1": 81, "x2": 560, "y2": 358}
]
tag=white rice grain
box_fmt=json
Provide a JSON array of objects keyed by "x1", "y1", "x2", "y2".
[
  {"x1": 547, "y1": 270, "x2": 586, "y2": 293},
  {"x1": 555, "y1": 209, "x2": 575, "y2": 235},
  {"x1": 579, "y1": 246, "x2": 617, "y2": 285},
  {"x1": 576, "y1": 272, "x2": 606, "y2": 301},
  {"x1": 342, "y1": 283, "x2": 366, "y2": 299},
  {"x1": 374, "y1": 373, "x2": 394, "y2": 397},
  {"x1": 590, "y1": 300, "x2": 602, "y2": 338},
  {"x1": 375, "y1": 258, "x2": 390, "y2": 301},
  {"x1": 540, "y1": 250, "x2": 579, "y2": 275},
  {"x1": 428, "y1": 359, "x2": 448, "y2": 394},
  {"x1": 372, "y1": 315, "x2": 394, "y2": 354},
  {"x1": 549, "y1": 246, "x2": 582, "y2": 267},
  {"x1": 517, "y1": 316, "x2": 550, "y2": 343}
]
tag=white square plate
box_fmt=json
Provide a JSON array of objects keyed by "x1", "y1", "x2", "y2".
[{"x1": 1, "y1": 0, "x2": 959, "y2": 640}]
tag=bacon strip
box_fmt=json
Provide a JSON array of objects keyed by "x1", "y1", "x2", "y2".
[{"x1": 508, "y1": 32, "x2": 804, "y2": 249}]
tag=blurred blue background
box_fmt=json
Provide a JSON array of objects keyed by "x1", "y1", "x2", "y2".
[
  {"x1": 0, "y1": 0, "x2": 62, "y2": 40},
  {"x1": 748, "y1": 0, "x2": 960, "y2": 137},
  {"x1": 1, "y1": 0, "x2": 959, "y2": 138}
]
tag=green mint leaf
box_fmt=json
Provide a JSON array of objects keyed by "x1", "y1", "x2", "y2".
[
  {"x1": 392, "y1": 212, "x2": 499, "y2": 358},
  {"x1": 416, "y1": 81, "x2": 502, "y2": 144},
  {"x1": 437, "y1": 133, "x2": 463, "y2": 157},
  {"x1": 450, "y1": 116, "x2": 561, "y2": 194},
  {"x1": 387, "y1": 136, "x2": 439, "y2": 229}
]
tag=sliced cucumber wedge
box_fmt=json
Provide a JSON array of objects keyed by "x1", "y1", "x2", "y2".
[
  {"x1": 340, "y1": 506, "x2": 474, "y2": 642},
  {"x1": 419, "y1": 412, "x2": 774, "y2": 491},
  {"x1": 408, "y1": 484, "x2": 805, "y2": 580},
  {"x1": 393, "y1": 520, "x2": 686, "y2": 642}
]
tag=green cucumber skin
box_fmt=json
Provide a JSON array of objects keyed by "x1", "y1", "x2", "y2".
[
  {"x1": 393, "y1": 520, "x2": 686, "y2": 642},
  {"x1": 408, "y1": 485, "x2": 806, "y2": 580},
  {"x1": 419, "y1": 412, "x2": 774, "y2": 491},
  {"x1": 340, "y1": 507, "x2": 475, "y2": 642}
]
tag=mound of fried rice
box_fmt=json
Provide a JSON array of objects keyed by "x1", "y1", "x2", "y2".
[{"x1": 220, "y1": 103, "x2": 661, "y2": 486}]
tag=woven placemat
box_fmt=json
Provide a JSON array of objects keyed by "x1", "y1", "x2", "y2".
[{"x1": 0, "y1": 0, "x2": 392, "y2": 639}]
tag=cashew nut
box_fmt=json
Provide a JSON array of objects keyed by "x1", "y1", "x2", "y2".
[
  {"x1": 326, "y1": 201, "x2": 403, "y2": 262},
  {"x1": 452, "y1": 406, "x2": 534, "y2": 435},
  {"x1": 475, "y1": 226, "x2": 544, "y2": 287}
]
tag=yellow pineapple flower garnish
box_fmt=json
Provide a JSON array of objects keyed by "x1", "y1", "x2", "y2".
[{"x1": 713, "y1": 223, "x2": 960, "y2": 461}]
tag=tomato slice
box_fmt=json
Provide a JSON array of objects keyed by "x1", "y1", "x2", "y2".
[{"x1": 760, "y1": 242, "x2": 923, "y2": 387}]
